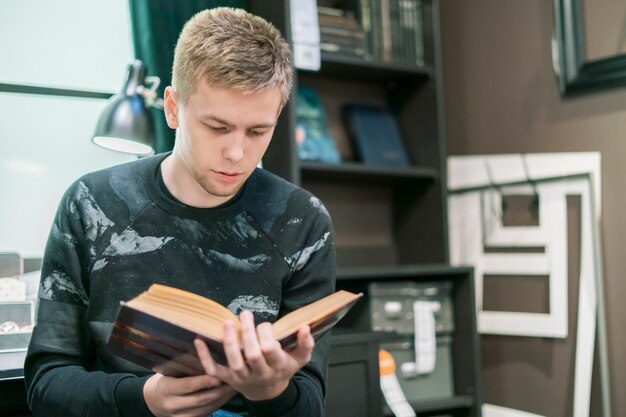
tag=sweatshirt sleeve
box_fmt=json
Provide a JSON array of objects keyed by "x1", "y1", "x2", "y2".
[
  {"x1": 247, "y1": 194, "x2": 337, "y2": 417},
  {"x1": 24, "y1": 181, "x2": 153, "y2": 417}
]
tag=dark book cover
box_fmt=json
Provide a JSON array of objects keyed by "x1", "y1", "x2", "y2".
[
  {"x1": 343, "y1": 104, "x2": 411, "y2": 167},
  {"x1": 105, "y1": 294, "x2": 361, "y2": 377},
  {"x1": 105, "y1": 304, "x2": 222, "y2": 377}
]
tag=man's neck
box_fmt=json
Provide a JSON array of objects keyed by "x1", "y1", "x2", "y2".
[{"x1": 160, "y1": 153, "x2": 231, "y2": 208}]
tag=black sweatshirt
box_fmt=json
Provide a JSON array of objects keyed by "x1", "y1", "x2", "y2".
[{"x1": 24, "y1": 153, "x2": 336, "y2": 417}]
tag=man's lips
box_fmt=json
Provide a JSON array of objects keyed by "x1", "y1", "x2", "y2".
[{"x1": 213, "y1": 170, "x2": 242, "y2": 182}]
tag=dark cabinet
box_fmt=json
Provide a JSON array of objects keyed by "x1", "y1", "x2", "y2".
[{"x1": 247, "y1": 1, "x2": 482, "y2": 416}]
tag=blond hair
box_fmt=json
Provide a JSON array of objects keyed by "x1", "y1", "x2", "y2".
[{"x1": 171, "y1": 7, "x2": 293, "y2": 106}]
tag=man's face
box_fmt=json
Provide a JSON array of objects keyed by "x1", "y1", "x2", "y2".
[{"x1": 165, "y1": 79, "x2": 282, "y2": 205}]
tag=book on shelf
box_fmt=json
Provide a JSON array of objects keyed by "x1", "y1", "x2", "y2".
[
  {"x1": 319, "y1": 27, "x2": 368, "y2": 58},
  {"x1": 320, "y1": 42, "x2": 368, "y2": 59},
  {"x1": 318, "y1": 6, "x2": 369, "y2": 60},
  {"x1": 295, "y1": 85, "x2": 342, "y2": 164},
  {"x1": 320, "y1": 27, "x2": 366, "y2": 47},
  {"x1": 317, "y1": 6, "x2": 360, "y2": 28},
  {"x1": 356, "y1": 0, "x2": 424, "y2": 65},
  {"x1": 105, "y1": 283, "x2": 362, "y2": 377},
  {"x1": 343, "y1": 104, "x2": 411, "y2": 168}
]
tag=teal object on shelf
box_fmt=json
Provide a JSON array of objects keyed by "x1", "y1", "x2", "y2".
[{"x1": 295, "y1": 85, "x2": 342, "y2": 164}]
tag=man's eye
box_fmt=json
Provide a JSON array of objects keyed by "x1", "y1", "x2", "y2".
[
  {"x1": 249, "y1": 130, "x2": 267, "y2": 137},
  {"x1": 209, "y1": 126, "x2": 229, "y2": 133}
]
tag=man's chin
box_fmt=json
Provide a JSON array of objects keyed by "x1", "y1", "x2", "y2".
[{"x1": 200, "y1": 183, "x2": 242, "y2": 199}]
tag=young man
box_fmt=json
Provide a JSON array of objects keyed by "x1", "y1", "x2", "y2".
[{"x1": 25, "y1": 8, "x2": 336, "y2": 417}]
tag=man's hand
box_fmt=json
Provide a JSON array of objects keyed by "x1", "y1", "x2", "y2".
[
  {"x1": 194, "y1": 310, "x2": 315, "y2": 401},
  {"x1": 143, "y1": 373, "x2": 236, "y2": 417}
]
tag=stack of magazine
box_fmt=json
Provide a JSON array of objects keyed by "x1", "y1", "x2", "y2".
[{"x1": 318, "y1": 6, "x2": 369, "y2": 60}]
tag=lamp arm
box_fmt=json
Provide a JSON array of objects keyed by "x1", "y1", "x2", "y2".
[{"x1": 136, "y1": 76, "x2": 164, "y2": 109}]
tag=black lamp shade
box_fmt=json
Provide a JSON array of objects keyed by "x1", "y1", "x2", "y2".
[{"x1": 93, "y1": 61, "x2": 156, "y2": 155}]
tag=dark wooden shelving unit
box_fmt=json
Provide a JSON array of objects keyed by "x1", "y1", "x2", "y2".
[
  {"x1": 249, "y1": 1, "x2": 482, "y2": 416},
  {"x1": 317, "y1": 51, "x2": 434, "y2": 81},
  {"x1": 300, "y1": 161, "x2": 438, "y2": 183},
  {"x1": 333, "y1": 265, "x2": 481, "y2": 416},
  {"x1": 384, "y1": 395, "x2": 476, "y2": 416},
  {"x1": 337, "y1": 264, "x2": 473, "y2": 281}
]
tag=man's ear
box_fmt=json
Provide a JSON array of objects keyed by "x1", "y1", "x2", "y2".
[{"x1": 164, "y1": 86, "x2": 179, "y2": 129}]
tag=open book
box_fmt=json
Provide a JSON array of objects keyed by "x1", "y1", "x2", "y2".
[{"x1": 105, "y1": 284, "x2": 362, "y2": 377}]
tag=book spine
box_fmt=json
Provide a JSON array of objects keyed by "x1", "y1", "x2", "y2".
[
  {"x1": 390, "y1": 0, "x2": 400, "y2": 63},
  {"x1": 357, "y1": 0, "x2": 373, "y2": 60},
  {"x1": 414, "y1": 0, "x2": 425, "y2": 66},
  {"x1": 319, "y1": 26, "x2": 366, "y2": 39},
  {"x1": 372, "y1": 0, "x2": 384, "y2": 61},
  {"x1": 320, "y1": 43, "x2": 367, "y2": 58},
  {"x1": 399, "y1": 0, "x2": 413, "y2": 65},
  {"x1": 320, "y1": 32, "x2": 366, "y2": 48},
  {"x1": 380, "y1": 0, "x2": 392, "y2": 62},
  {"x1": 105, "y1": 305, "x2": 229, "y2": 375},
  {"x1": 107, "y1": 324, "x2": 204, "y2": 377}
]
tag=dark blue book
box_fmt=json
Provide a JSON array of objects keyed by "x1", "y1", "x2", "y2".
[{"x1": 343, "y1": 104, "x2": 410, "y2": 167}]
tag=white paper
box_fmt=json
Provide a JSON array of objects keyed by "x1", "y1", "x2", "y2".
[
  {"x1": 290, "y1": 0, "x2": 321, "y2": 70},
  {"x1": 293, "y1": 43, "x2": 321, "y2": 71},
  {"x1": 380, "y1": 373, "x2": 416, "y2": 417},
  {"x1": 413, "y1": 301, "x2": 439, "y2": 374},
  {"x1": 399, "y1": 300, "x2": 439, "y2": 377}
]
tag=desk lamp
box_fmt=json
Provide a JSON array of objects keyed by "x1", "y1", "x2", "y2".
[{"x1": 92, "y1": 60, "x2": 163, "y2": 156}]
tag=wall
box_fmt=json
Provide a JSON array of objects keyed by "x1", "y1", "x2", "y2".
[
  {"x1": 0, "y1": 0, "x2": 136, "y2": 257},
  {"x1": 440, "y1": 1, "x2": 626, "y2": 416}
]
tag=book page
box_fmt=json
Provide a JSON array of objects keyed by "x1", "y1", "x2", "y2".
[
  {"x1": 126, "y1": 284, "x2": 240, "y2": 340},
  {"x1": 272, "y1": 290, "x2": 362, "y2": 339}
]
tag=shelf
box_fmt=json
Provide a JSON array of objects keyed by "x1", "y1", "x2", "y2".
[
  {"x1": 300, "y1": 161, "x2": 438, "y2": 183},
  {"x1": 298, "y1": 52, "x2": 433, "y2": 83},
  {"x1": 0, "y1": 351, "x2": 26, "y2": 380},
  {"x1": 329, "y1": 330, "x2": 399, "y2": 346},
  {"x1": 383, "y1": 395, "x2": 475, "y2": 416},
  {"x1": 248, "y1": 2, "x2": 483, "y2": 415},
  {"x1": 0, "y1": 377, "x2": 30, "y2": 417},
  {"x1": 337, "y1": 264, "x2": 474, "y2": 281}
]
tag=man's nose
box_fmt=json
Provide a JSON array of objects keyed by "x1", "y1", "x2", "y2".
[{"x1": 222, "y1": 131, "x2": 245, "y2": 162}]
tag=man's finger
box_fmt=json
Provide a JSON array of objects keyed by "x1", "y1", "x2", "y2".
[
  {"x1": 172, "y1": 384, "x2": 237, "y2": 416},
  {"x1": 239, "y1": 310, "x2": 267, "y2": 372},
  {"x1": 222, "y1": 320, "x2": 248, "y2": 375},
  {"x1": 169, "y1": 373, "x2": 223, "y2": 396},
  {"x1": 194, "y1": 338, "x2": 221, "y2": 377},
  {"x1": 257, "y1": 322, "x2": 284, "y2": 368},
  {"x1": 287, "y1": 325, "x2": 314, "y2": 365}
]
